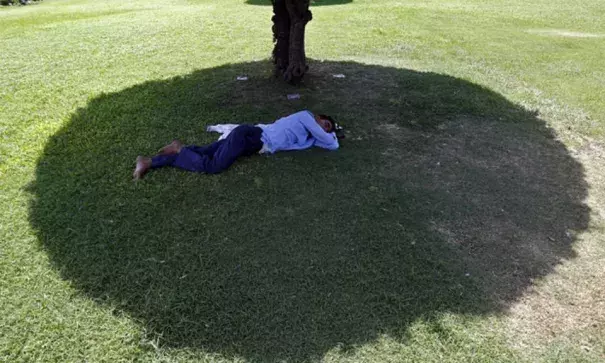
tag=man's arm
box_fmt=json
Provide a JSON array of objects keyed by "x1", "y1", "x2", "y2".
[{"x1": 299, "y1": 111, "x2": 339, "y2": 150}]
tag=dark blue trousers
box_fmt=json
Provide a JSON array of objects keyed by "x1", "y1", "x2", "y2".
[{"x1": 151, "y1": 125, "x2": 263, "y2": 174}]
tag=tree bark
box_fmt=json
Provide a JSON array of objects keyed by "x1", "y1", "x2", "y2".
[{"x1": 272, "y1": 0, "x2": 312, "y2": 83}]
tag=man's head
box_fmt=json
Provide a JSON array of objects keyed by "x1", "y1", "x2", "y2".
[
  {"x1": 315, "y1": 114, "x2": 336, "y2": 133},
  {"x1": 316, "y1": 114, "x2": 345, "y2": 139}
]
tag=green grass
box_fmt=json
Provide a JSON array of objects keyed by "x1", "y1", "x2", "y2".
[{"x1": 1, "y1": 0, "x2": 604, "y2": 362}]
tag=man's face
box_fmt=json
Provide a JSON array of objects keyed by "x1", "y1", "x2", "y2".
[{"x1": 315, "y1": 116, "x2": 333, "y2": 133}]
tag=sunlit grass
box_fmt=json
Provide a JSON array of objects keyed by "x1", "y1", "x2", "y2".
[{"x1": 1, "y1": 0, "x2": 604, "y2": 362}]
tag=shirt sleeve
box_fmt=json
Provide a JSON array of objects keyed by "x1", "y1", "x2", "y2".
[{"x1": 299, "y1": 111, "x2": 340, "y2": 150}]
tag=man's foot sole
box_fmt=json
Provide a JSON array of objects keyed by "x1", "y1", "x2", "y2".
[
  {"x1": 158, "y1": 140, "x2": 183, "y2": 155},
  {"x1": 133, "y1": 156, "x2": 151, "y2": 180}
]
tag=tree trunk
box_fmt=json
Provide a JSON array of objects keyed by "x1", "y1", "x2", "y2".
[{"x1": 272, "y1": 0, "x2": 312, "y2": 84}]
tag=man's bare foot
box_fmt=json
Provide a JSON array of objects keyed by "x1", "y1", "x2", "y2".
[
  {"x1": 158, "y1": 140, "x2": 182, "y2": 155},
  {"x1": 133, "y1": 156, "x2": 151, "y2": 180}
]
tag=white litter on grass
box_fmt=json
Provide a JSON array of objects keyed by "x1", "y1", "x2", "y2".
[
  {"x1": 332, "y1": 74, "x2": 346, "y2": 78},
  {"x1": 287, "y1": 93, "x2": 301, "y2": 100},
  {"x1": 236, "y1": 76, "x2": 249, "y2": 81},
  {"x1": 526, "y1": 29, "x2": 603, "y2": 38}
]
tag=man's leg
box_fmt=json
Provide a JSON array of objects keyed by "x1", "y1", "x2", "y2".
[
  {"x1": 187, "y1": 141, "x2": 223, "y2": 157},
  {"x1": 156, "y1": 139, "x2": 220, "y2": 158},
  {"x1": 134, "y1": 125, "x2": 263, "y2": 179},
  {"x1": 171, "y1": 125, "x2": 263, "y2": 174},
  {"x1": 133, "y1": 141, "x2": 220, "y2": 180}
]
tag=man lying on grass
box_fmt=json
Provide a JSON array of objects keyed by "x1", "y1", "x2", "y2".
[{"x1": 133, "y1": 110, "x2": 341, "y2": 179}]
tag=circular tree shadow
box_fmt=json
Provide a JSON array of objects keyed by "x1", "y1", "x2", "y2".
[
  {"x1": 246, "y1": 0, "x2": 352, "y2": 6},
  {"x1": 28, "y1": 60, "x2": 590, "y2": 361}
]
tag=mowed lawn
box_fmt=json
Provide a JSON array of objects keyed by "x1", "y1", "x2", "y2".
[{"x1": 1, "y1": 0, "x2": 604, "y2": 362}]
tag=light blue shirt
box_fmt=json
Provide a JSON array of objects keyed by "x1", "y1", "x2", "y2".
[{"x1": 259, "y1": 110, "x2": 339, "y2": 154}]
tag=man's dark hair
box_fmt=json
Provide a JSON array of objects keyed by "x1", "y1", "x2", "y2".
[
  {"x1": 318, "y1": 114, "x2": 336, "y2": 132},
  {"x1": 319, "y1": 114, "x2": 345, "y2": 139}
]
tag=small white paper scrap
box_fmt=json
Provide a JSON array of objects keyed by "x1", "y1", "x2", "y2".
[
  {"x1": 287, "y1": 93, "x2": 301, "y2": 100},
  {"x1": 332, "y1": 74, "x2": 346, "y2": 78},
  {"x1": 237, "y1": 76, "x2": 249, "y2": 81}
]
